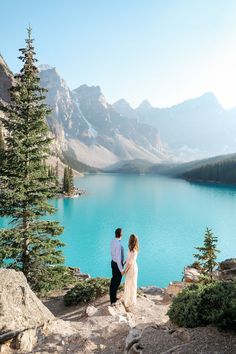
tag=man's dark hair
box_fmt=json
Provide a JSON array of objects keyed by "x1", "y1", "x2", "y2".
[{"x1": 115, "y1": 228, "x2": 122, "y2": 238}]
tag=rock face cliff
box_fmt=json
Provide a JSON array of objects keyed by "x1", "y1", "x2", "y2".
[
  {"x1": 0, "y1": 56, "x2": 166, "y2": 170},
  {"x1": 113, "y1": 93, "x2": 236, "y2": 161},
  {"x1": 39, "y1": 66, "x2": 165, "y2": 168},
  {"x1": 0, "y1": 58, "x2": 75, "y2": 176},
  {"x1": 1, "y1": 270, "x2": 235, "y2": 354},
  {"x1": 0, "y1": 54, "x2": 12, "y2": 104}
]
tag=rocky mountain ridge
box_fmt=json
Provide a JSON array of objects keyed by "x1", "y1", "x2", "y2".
[
  {"x1": 0, "y1": 56, "x2": 166, "y2": 170},
  {"x1": 0, "y1": 54, "x2": 13, "y2": 104},
  {"x1": 39, "y1": 66, "x2": 166, "y2": 168},
  {"x1": 2, "y1": 53, "x2": 236, "y2": 169},
  {"x1": 113, "y1": 92, "x2": 236, "y2": 161}
]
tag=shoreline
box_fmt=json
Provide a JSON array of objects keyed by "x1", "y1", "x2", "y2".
[{"x1": 57, "y1": 187, "x2": 87, "y2": 199}]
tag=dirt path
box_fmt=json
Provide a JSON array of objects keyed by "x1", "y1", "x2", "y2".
[{"x1": 37, "y1": 290, "x2": 236, "y2": 354}]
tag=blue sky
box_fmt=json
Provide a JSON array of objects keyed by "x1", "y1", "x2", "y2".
[{"x1": 1, "y1": 0, "x2": 236, "y2": 108}]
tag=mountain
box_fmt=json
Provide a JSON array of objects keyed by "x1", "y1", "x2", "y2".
[
  {"x1": 113, "y1": 93, "x2": 236, "y2": 160},
  {"x1": 0, "y1": 57, "x2": 86, "y2": 175},
  {"x1": 0, "y1": 56, "x2": 166, "y2": 170},
  {"x1": 104, "y1": 159, "x2": 154, "y2": 174},
  {"x1": 2, "y1": 52, "x2": 236, "y2": 170},
  {"x1": 149, "y1": 152, "x2": 236, "y2": 185},
  {"x1": 39, "y1": 66, "x2": 166, "y2": 168},
  {"x1": 0, "y1": 54, "x2": 13, "y2": 104},
  {"x1": 149, "y1": 153, "x2": 236, "y2": 176},
  {"x1": 113, "y1": 99, "x2": 137, "y2": 120},
  {"x1": 106, "y1": 152, "x2": 236, "y2": 185}
]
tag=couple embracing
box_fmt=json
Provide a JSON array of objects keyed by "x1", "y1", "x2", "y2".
[{"x1": 110, "y1": 228, "x2": 139, "y2": 311}]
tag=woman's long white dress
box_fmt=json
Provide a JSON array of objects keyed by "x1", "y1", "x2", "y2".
[{"x1": 124, "y1": 250, "x2": 138, "y2": 308}]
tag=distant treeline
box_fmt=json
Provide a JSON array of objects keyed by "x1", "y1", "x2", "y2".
[
  {"x1": 182, "y1": 158, "x2": 236, "y2": 184},
  {"x1": 106, "y1": 154, "x2": 236, "y2": 185}
]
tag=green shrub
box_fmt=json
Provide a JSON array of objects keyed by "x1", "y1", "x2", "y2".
[
  {"x1": 31, "y1": 266, "x2": 77, "y2": 296},
  {"x1": 168, "y1": 281, "x2": 236, "y2": 330},
  {"x1": 64, "y1": 277, "x2": 111, "y2": 306}
]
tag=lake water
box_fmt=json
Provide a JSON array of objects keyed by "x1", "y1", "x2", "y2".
[{"x1": 1, "y1": 174, "x2": 236, "y2": 287}]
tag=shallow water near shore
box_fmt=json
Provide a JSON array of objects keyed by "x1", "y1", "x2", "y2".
[{"x1": 1, "y1": 173, "x2": 236, "y2": 287}]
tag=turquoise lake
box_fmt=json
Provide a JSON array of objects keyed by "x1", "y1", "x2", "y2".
[{"x1": 1, "y1": 174, "x2": 236, "y2": 287}]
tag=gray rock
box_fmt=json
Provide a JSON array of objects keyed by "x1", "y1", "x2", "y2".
[
  {"x1": 125, "y1": 328, "x2": 142, "y2": 352},
  {"x1": 15, "y1": 328, "x2": 39, "y2": 352},
  {"x1": 183, "y1": 267, "x2": 201, "y2": 283},
  {"x1": 0, "y1": 269, "x2": 54, "y2": 333},
  {"x1": 102, "y1": 321, "x2": 130, "y2": 339},
  {"x1": 171, "y1": 328, "x2": 191, "y2": 342},
  {"x1": 140, "y1": 286, "x2": 164, "y2": 295},
  {"x1": 219, "y1": 258, "x2": 236, "y2": 270},
  {"x1": 218, "y1": 259, "x2": 236, "y2": 280},
  {"x1": 0, "y1": 55, "x2": 13, "y2": 103},
  {"x1": 86, "y1": 305, "x2": 98, "y2": 317}
]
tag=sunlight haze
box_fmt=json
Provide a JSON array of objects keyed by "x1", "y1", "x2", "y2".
[{"x1": 1, "y1": 0, "x2": 236, "y2": 108}]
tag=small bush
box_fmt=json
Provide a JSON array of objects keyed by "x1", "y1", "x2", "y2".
[
  {"x1": 168, "y1": 281, "x2": 236, "y2": 330},
  {"x1": 30, "y1": 266, "x2": 77, "y2": 296},
  {"x1": 64, "y1": 277, "x2": 111, "y2": 306}
]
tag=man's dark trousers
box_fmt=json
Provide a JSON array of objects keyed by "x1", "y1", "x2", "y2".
[{"x1": 110, "y1": 260, "x2": 122, "y2": 304}]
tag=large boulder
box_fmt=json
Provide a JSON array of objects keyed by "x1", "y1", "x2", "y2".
[
  {"x1": 166, "y1": 282, "x2": 185, "y2": 297},
  {"x1": 219, "y1": 258, "x2": 236, "y2": 270},
  {"x1": 0, "y1": 269, "x2": 54, "y2": 333},
  {"x1": 183, "y1": 267, "x2": 201, "y2": 283},
  {"x1": 219, "y1": 258, "x2": 236, "y2": 280}
]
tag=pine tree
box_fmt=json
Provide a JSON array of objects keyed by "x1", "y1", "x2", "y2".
[
  {"x1": 68, "y1": 166, "x2": 74, "y2": 194},
  {"x1": 0, "y1": 126, "x2": 4, "y2": 166},
  {"x1": 194, "y1": 228, "x2": 220, "y2": 279},
  {"x1": 48, "y1": 165, "x2": 55, "y2": 178},
  {"x1": 63, "y1": 166, "x2": 69, "y2": 194},
  {"x1": 0, "y1": 27, "x2": 64, "y2": 290},
  {"x1": 63, "y1": 166, "x2": 74, "y2": 195},
  {"x1": 55, "y1": 160, "x2": 59, "y2": 187}
]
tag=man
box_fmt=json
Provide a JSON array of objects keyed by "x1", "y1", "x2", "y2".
[{"x1": 110, "y1": 227, "x2": 124, "y2": 305}]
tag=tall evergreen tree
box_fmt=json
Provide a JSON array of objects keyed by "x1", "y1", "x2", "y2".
[
  {"x1": 0, "y1": 126, "x2": 4, "y2": 166},
  {"x1": 194, "y1": 228, "x2": 220, "y2": 279},
  {"x1": 55, "y1": 160, "x2": 59, "y2": 187},
  {"x1": 68, "y1": 166, "x2": 74, "y2": 194},
  {"x1": 0, "y1": 27, "x2": 64, "y2": 289},
  {"x1": 63, "y1": 166, "x2": 69, "y2": 194},
  {"x1": 63, "y1": 166, "x2": 74, "y2": 195}
]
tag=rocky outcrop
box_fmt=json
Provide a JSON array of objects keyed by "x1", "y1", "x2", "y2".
[
  {"x1": 0, "y1": 268, "x2": 170, "y2": 353},
  {"x1": 0, "y1": 55, "x2": 13, "y2": 104},
  {"x1": 219, "y1": 258, "x2": 236, "y2": 280},
  {"x1": 183, "y1": 267, "x2": 201, "y2": 283},
  {"x1": 0, "y1": 269, "x2": 77, "y2": 353},
  {"x1": 39, "y1": 66, "x2": 166, "y2": 168},
  {"x1": 126, "y1": 324, "x2": 236, "y2": 354},
  {"x1": 40, "y1": 289, "x2": 170, "y2": 353},
  {"x1": 181, "y1": 259, "x2": 236, "y2": 282},
  {"x1": 0, "y1": 269, "x2": 54, "y2": 333},
  {"x1": 1, "y1": 269, "x2": 235, "y2": 353}
]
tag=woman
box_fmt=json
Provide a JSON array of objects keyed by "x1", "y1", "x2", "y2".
[{"x1": 123, "y1": 234, "x2": 139, "y2": 310}]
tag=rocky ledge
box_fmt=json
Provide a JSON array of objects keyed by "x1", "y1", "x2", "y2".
[
  {"x1": 59, "y1": 188, "x2": 87, "y2": 199},
  {"x1": 0, "y1": 269, "x2": 236, "y2": 353}
]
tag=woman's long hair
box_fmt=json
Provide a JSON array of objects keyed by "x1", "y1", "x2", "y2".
[{"x1": 128, "y1": 234, "x2": 139, "y2": 252}]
